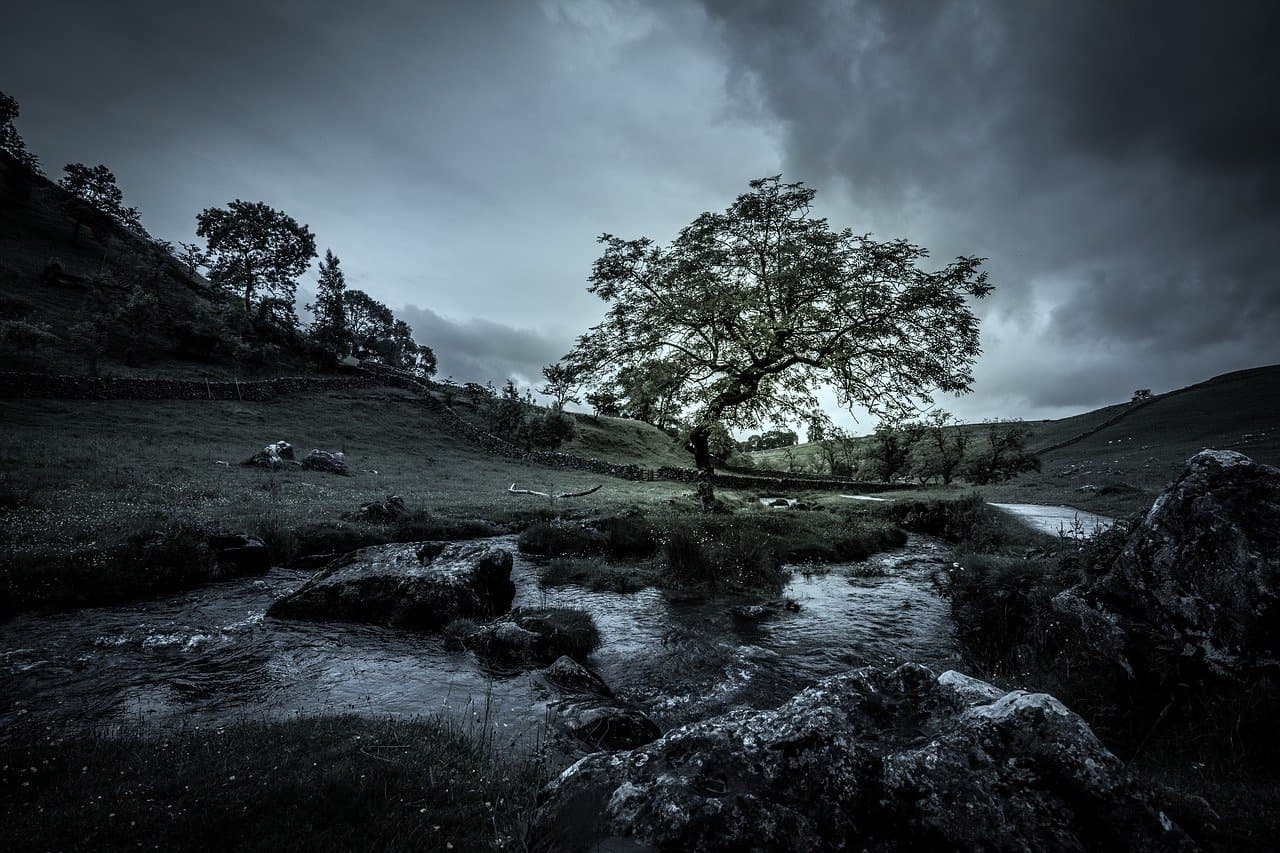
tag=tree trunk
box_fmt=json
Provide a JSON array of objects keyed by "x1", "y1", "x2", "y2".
[{"x1": 688, "y1": 424, "x2": 716, "y2": 509}]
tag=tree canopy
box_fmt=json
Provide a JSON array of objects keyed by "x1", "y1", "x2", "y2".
[
  {"x1": 59, "y1": 163, "x2": 146, "y2": 238},
  {"x1": 196, "y1": 200, "x2": 317, "y2": 314},
  {"x1": 307, "y1": 249, "x2": 350, "y2": 356},
  {"x1": 566, "y1": 176, "x2": 992, "y2": 504},
  {"x1": 0, "y1": 90, "x2": 40, "y2": 172}
]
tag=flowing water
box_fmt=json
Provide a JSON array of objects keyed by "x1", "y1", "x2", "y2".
[{"x1": 1, "y1": 534, "x2": 961, "y2": 749}]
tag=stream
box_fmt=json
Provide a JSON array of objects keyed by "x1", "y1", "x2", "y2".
[{"x1": 0, "y1": 534, "x2": 961, "y2": 750}]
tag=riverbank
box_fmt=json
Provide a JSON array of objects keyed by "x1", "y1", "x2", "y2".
[{"x1": 0, "y1": 714, "x2": 540, "y2": 853}]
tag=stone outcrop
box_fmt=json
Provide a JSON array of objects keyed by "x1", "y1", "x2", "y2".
[
  {"x1": 1055, "y1": 449, "x2": 1280, "y2": 683},
  {"x1": 531, "y1": 663, "x2": 1195, "y2": 852},
  {"x1": 345, "y1": 494, "x2": 408, "y2": 524},
  {"x1": 535, "y1": 656, "x2": 662, "y2": 752},
  {"x1": 243, "y1": 440, "x2": 294, "y2": 469},
  {"x1": 299, "y1": 448, "x2": 349, "y2": 475},
  {"x1": 267, "y1": 541, "x2": 514, "y2": 629},
  {"x1": 456, "y1": 606, "x2": 600, "y2": 665}
]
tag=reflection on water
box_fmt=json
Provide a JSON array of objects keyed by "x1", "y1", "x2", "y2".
[{"x1": 1, "y1": 535, "x2": 960, "y2": 745}]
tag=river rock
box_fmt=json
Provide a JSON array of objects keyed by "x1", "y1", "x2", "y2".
[
  {"x1": 242, "y1": 440, "x2": 294, "y2": 469},
  {"x1": 531, "y1": 662, "x2": 1194, "y2": 852},
  {"x1": 535, "y1": 656, "x2": 661, "y2": 752},
  {"x1": 345, "y1": 494, "x2": 409, "y2": 524},
  {"x1": 459, "y1": 606, "x2": 600, "y2": 665},
  {"x1": 1058, "y1": 449, "x2": 1280, "y2": 682},
  {"x1": 206, "y1": 532, "x2": 270, "y2": 576},
  {"x1": 267, "y1": 541, "x2": 514, "y2": 629},
  {"x1": 300, "y1": 448, "x2": 349, "y2": 475}
]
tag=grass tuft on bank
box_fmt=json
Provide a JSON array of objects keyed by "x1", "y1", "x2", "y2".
[{"x1": 0, "y1": 714, "x2": 541, "y2": 853}]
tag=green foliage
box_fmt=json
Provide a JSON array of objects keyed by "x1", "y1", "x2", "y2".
[
  {"x1": 518, "y1": 521, "x2": 607, "y2": 556},
  {"x1": 660, "y1": 517, "x2": 783, "y2": 592},
  {"x1": 0, "y1": 90, "x2": 40, "y2": 173},
  {"x1": 539, "y1": 361, "x2": 581, "y2": 407},
  {"x1": 342, "y1": 288, "x2": 435, "y2": 376},
  {"x1": 585, "y1": 388, "x2": 621, "y2": 418},
  {"x1": 910, "y1": 409, "x2": 969, "y2": 484},
  {"x1": 307, "y1": 249, "x2": 350, "y2": 356},
  {"x1": 741, "y1": 429, "x2": 800, "y2": 452},
  {"x1": 0, "y1": 318, "x2": 59, "y2": 367},
  {"x1": 59, "y1": 162, "x2": 145, "y2": 238},
  {"x1": 482, "y1": 381, "x2": 575, "y2": 450},
  {"x1": 878, "y1": 494, "x2": 1043, "y2": 552},
  {"x1": 196, "y1": 199, "x2": 317, "y2": 314},
  {"x1": 567, "y1": 175, "x2": 992, "y2": 501},
  {"x1": 511, "y1": 606, "x2": 602, "y2": 660},
  {"x1": 963, "y1": 419, "x2": 1041, "y2": 484},
  {"x1": 539, "y1": 557, "x2": 656, "y2": 593}
]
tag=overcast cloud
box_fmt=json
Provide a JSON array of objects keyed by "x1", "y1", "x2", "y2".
[{"x1": 4, "y1": 0, "x2": 1276, "y2": 426}]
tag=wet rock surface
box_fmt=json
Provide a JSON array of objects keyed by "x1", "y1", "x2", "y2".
[
  {"x1": 535, "y1": 657, "x2": 662, "y2": 752},
  {"x1": 459, "y1": 606, "x2": 600, "y2": 665},
  {"x1": 1060, "y1": 449, "x2": 1280, "y2": 681},
  {"x1": 532, "y1": 663, "x2": 1195, "y2": 852},
  {"x1": 266, "y1": 541, "x2": 514, "y2": 629}
]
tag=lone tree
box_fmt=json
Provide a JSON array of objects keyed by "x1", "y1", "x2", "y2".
[
  {"x1": 540, "y1": 361, "x2": 581, "y2": 408},
  {"x1": 566, "y1": 176, "x2": 992, "y2": 506},
  {"x1": 196, "y1": 200, "x2": 316, "y2": 314},
  {"x1": 307, "y1": 249, "x2": 350, "y2": 356},
  {"x1": 59, "y1": 163, "x2": 145, "y2": 240}
]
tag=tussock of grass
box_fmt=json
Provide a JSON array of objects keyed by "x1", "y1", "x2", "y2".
[
  {"x1": 511, "y1": 606, "x2": 602, "y2": 660},
  {"x1": 517, "y1": 522, "x2": 607, "y2": 556},
  {"x1": 0, "y1": 715, "x2": 540, "y2": 853},
  {"x1": 539, "y1": 557, "x2": 656, "y2": 593}
]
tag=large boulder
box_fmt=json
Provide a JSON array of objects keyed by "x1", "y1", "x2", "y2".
[
  {"x1": 267, "y1": 541, "x2": 514, "y2": 629},
  {"x1": 531, "y1": 663, "x2": 1195, "y2": 852},
  {"x1": 1056, "y1": 449, "x2": 1280, "y2": 682},
  {"x1": 535, "y1": 656, "x2": 661, "y2": 752},
  {"x1": 300, "y1": 448, "x2": 349, "y2": 476}
]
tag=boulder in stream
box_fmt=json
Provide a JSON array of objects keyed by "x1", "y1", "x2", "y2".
[
  {"x1": 531, "y1": 662, "x2": 1195, "y2": 852},
  {"x1": 456, "y1": 606, "x2": 601, "y2": 665},
  {"x1": 535, "y1": 656, "x2": 662, "y2": 752},
  {"x1": 267, "y1": 541, "x2": 514, "y2": 629}
]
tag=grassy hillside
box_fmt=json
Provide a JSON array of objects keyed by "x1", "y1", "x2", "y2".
[{"x1": 747, "y1": 364, "x2": 1280, "y2": 515}]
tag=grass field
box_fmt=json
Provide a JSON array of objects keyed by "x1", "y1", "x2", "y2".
[{"x1": 0, "y1": 714, "x2": 540, "y2": 852}]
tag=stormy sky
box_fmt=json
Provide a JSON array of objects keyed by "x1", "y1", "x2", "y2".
[{"x1": 4, "y1": 0, "x2": 1277, "y2": 427}]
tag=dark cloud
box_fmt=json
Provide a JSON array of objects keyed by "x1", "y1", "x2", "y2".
[
  {"x1": 397, "y1": 305, "x2": 569, "y2": 389},
  {"x1": 701, "y1": 0, "x2": 1280, "y2": 416}
]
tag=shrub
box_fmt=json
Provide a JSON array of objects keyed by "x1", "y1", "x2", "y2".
[
  {"x1": 393, "y1": 514, "x2": 503, "y2": 542},
  {"x1": 517, "y1": 522, "x2": 606, "y2": 556},
  {"x1": 878, "y1": 495, "x2": 1036, "y2": 552},
  {"x1": 660, "y1": 518, "x2": 784, "y2": 593},
  {"x1": 512, "y1": 606, "x2": 602, "y2": 660},
  {"x1": 591, "y1": 513, "x2": 659, "y2": 558}
]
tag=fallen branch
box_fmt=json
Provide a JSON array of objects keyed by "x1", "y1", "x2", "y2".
[{"x1": 507, "y1": 483, "x2": 602, "y2": 500}]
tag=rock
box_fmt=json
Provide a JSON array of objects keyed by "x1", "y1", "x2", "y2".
[
  {"x1": 461, "y1": 606, "x2": 600, "y2": 665},
  {"x1": 730, "y1": 598, "x2": 801, "y2": 621},
  {"x1": 345, "y1": 494, "x2": 408, "y2": 524},
  {"x1": 242, "y1": 440, "x2": 294, "y2": 469},
  {"x1": 300, "y1": 448, "x2": 349, "y2": 476},
  {"x1": 531, "y1": 663, "x2": 1195, "y2": 852},
  {"x1": 266, "y1": 541, "x2": 514, "y2": 629},
  {"x1": 206, "y1": 532, "x2": 270, "y2": 576},
  {"x1": 535, "y1": 656, "x2": 661, "y2": 752},
  {"x1": 1066, "y1": 449, "x2": 1280, "y2": 681}
]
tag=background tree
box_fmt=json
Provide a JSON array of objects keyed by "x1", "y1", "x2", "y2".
[
  {"x1": 585, "y1": 388, "x2": 621, "y2": 419},
  {"x1": 540, "y1": 362, "x2": 581, "y2": 408},
  {"x1": 196, "y1": 200, "x2": 316, "y2": 314},
  {"x1": 865, "y1": 421, "x2": 923, "y2": 482},
  {"x1": 806, "y1": 416, "x2": 827, "y2": 444},
  {"x1": 616, "y1": 359, "x2": 686, "y2": 432},
  {"x1": 0, "y1": 320, "x2": 59, "y2": 368},
  {"x1": 963, "y1": 420, "x2": 1041, "y2": 484},
  {"x1": 911, "y1": 410, "x2": 969, "y2": 485},
  {"x1": 307, "y1": 249, "x2": 350, "y2": 356},
  {"x1": 59, "y1": 163, "x2": 145, "y2": 241},
  {"x1": 0, "y1": 90, "x2": 41, "y2": 173},
  {"x1": 343, "y1": 289, "x2": 395, "y2": 352},
  {"x1": 566, "y1": 176, "x2": 991, "y2": 506},
  {"x1": 816, "y1": 426, "x2": 858, "y2": 477},
  {"x1": 176, "y1": 241, "x2": 208, "y2": 278}
]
